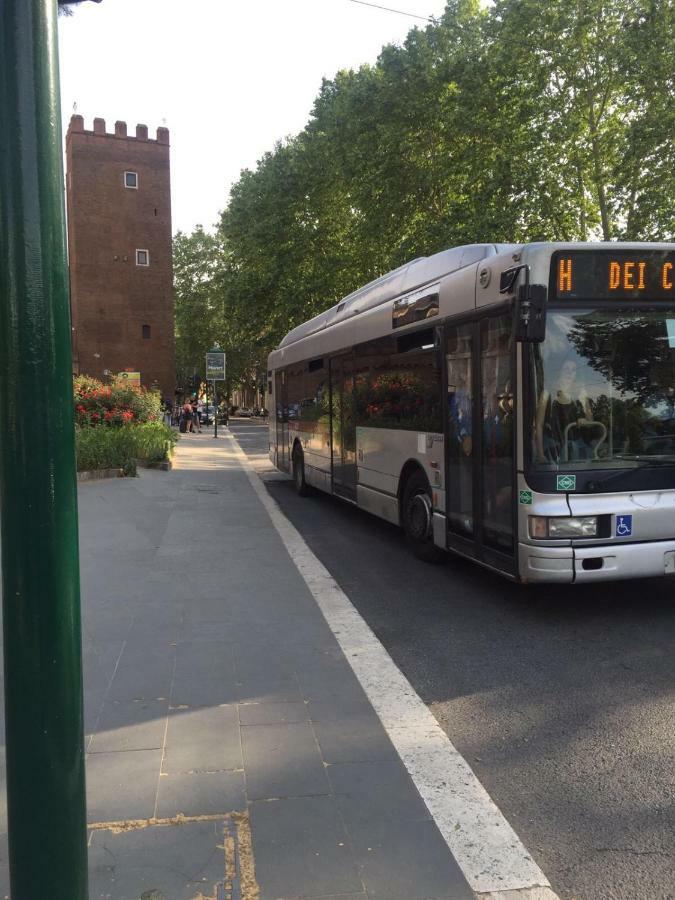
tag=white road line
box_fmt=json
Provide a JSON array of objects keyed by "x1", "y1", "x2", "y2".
[{"x1": 226, "y1": 430, "x2": 558, "y2": 899}]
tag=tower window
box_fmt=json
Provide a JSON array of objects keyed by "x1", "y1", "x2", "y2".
[
  {"x1": 136, "y1": 249, "x2": 149, "y2": 266},
  {"x1": 124, "y1": 171, "x2": 138, "y2": 189},
  {"x1": 142, "y1": 324, "x2": 151, "y2": 339}
]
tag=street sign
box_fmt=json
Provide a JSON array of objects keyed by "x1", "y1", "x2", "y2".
[
  {"x1": 117, "y1": 371, "x2": 141, "y2": 386},
  {"x1": 206, "y1": 350, "x2": 226, "y2": 381}
]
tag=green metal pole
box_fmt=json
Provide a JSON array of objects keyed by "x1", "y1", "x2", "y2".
[{"x1": 0, "y1": 1, "x2": 89, "y2": 897}]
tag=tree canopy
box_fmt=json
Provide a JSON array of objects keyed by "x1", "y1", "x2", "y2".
[{"x1": 174, "y1": 0, "x2": 674, "y2": 385}]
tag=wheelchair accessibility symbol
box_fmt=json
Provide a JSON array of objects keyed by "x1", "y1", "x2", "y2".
[{"x1": 616, "y1": 515, "x2": 633, "y2": 537}]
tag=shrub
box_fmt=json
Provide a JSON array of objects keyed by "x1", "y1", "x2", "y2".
[
  {"x1": 74, "y1": 375, "x2": 162, "y2": 426},
  {"x1": 76, "y1": 423, "x2": 176, "y2": 474},
  {"x1": 133, "y1": 422, "x2": 178, "y2": 462},
  {"x1": 75, "y1": 425, "x2": 137, "y2": 475}
]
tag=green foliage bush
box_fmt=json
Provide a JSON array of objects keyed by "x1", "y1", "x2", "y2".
[
  {"x1": 75, "y1": 425, "x2": 137, "y2": 475},
  {"x1": 76, "y1": 423, "x2": 177, "y2": 474},
  {"x1": 133, "y1": 422, "x2": 178, "y2": 462}
]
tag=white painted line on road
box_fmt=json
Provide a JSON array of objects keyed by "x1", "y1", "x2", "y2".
[{"x1": 226, "y1": 430, "x2": 558, "y2": 899}]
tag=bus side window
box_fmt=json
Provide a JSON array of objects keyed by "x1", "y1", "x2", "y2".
[{"x1": 354, "y1": 332, "x2": 441, "y2": 433}]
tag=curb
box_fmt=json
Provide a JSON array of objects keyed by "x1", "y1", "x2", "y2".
[
  {"x1": 135, "y1": 457, "x2": 173, "y2": 471},
  {"x1": 77, "y1": 468, "x2": 124, "y2": 482}
]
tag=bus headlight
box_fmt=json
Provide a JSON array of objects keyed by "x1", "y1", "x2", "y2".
[{"x1": 529, "y1": 516, "x2": 598, "y2": 539}]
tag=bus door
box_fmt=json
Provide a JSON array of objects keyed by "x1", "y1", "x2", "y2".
[
  {"x1": 275, "y1": 369, "x2": 289, "y2": 472},
  {"x1": 329, "y1": 354, "x2": 356, "y2": 499},
  {"x1": 445, "y1": 315, "x2": 516, "y2": 574}
]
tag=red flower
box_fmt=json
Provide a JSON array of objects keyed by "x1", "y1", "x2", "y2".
[{"x1": 91, "y1": 412, "x2": 100, "y2": 422}]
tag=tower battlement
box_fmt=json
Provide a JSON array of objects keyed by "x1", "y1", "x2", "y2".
[{"x1": 67, "y1": 114, "x2": 169, "y2": 144}]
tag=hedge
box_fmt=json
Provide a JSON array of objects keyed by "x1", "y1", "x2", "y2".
[{"x1": 76, "y1": 423, "x2": 177, "y2": 475}]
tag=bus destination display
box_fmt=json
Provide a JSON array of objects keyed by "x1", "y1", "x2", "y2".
[{"x1": 554, "y1": 250, "x2": 675, "y2": 300}]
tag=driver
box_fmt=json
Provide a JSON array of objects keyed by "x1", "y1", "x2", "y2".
[{"x1": 535, "y1": 357, "x2": 594, "y2": 463}]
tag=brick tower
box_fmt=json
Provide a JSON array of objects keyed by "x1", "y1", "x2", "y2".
[{"x1": 66, "y1": 115, "x2": 175, "y2": 398}]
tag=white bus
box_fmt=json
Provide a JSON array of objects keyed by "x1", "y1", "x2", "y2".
[{"x1": 268, "y1": 242, "x2": 675, "y2": 583}]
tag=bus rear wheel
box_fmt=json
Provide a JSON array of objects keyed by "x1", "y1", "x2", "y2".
[
  {"x1": 402, "y1": 470, "x2": 445, "y2": 563},
  {"x1": 292, "y1": 445, "x2": 312, "y2": 497}
]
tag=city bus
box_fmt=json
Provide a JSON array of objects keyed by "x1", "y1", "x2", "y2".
[{"x1": 267, "y1": 242, "x2": 675, "y2": 583}]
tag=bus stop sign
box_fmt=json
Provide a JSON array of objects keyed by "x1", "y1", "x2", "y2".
[{"x1": 206, "y1": 351, "x2": 225, "y2": 381}]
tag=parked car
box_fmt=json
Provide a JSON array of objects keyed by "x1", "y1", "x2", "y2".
[{"x1": 237, "y1": 407, "x2": 252, "y2": 417}]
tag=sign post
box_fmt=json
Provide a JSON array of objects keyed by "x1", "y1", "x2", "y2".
[{"x1": 206, "y1": 349, "x2": 226, "y2": 439}]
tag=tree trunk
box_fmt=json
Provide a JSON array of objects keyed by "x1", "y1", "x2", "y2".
[{"x1": 588, "y1": 106, "x2": 611, "y2": 240}]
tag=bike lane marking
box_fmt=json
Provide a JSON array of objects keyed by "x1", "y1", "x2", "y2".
[{"x1": 227, "y1": 430, "x2": 558, "y2": 899}]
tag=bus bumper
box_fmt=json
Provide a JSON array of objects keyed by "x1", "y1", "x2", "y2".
[{"x1": 519, "y1": 540, "x2": 675, "y2": 584}]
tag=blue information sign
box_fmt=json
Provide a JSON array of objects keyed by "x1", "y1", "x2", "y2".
[{"x1": 615, "y1": 515, "x2": 633, "y2": 537}]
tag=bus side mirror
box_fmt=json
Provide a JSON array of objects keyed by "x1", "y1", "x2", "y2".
[{"x1": 514, "y1": 284, "x2": 546, "y2": 343}]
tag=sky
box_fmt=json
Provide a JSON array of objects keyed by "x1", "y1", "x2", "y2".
[{"x1": 58, "y1": 0, "x2": 448, "y2": 236}]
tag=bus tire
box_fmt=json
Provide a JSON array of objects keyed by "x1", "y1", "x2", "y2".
[
  {"x1": 401, "y1": 470, "x2": 445, "y2": 563},
  {"x1": 292, "y1": 445, "x2": 312, "y2": 497}
]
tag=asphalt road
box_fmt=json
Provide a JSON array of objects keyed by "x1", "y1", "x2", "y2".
[{"x1": 230, "y1": 419, "x2": 675, "y2": 900}]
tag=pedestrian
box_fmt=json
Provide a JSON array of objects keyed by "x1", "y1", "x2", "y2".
[
  {"x1": 162, "y1": 398, "x2": 172, "y2": 427},
  {"x1": 181, "y1": 400, "x2": 192, "y2": 433},
  {"x1": 191, "y1": 399, "x2": 202, "y2": 433}
]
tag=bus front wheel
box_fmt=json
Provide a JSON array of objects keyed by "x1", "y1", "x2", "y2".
[
  {"x1": 402, "y1": 470, "x2": 445, "y2": 563},
  {"x1": 292, "y1": 445, "x2": 312, "y2": 497}
]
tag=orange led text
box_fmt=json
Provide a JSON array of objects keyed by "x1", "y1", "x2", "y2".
[
  {"x1": 609, "y1": 260, "x2": 648, "y2": 291},
  {"x1": 558, "y1": 258, "x2": 573, "y2": 292},
  {"x1": 663, "y1": 262, "x2": 673, "y2": 290}
]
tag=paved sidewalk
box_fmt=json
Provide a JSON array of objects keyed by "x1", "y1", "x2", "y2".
[{"x1": 0, "y1": 430, "x2": 473, "y2": 899}]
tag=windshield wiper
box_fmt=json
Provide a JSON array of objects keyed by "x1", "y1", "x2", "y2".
[
  {"x1": 612, "y1": 455, "x2": 675, "y2": 466},
  {"x1": 586, "y1": 457, "x2": 675, "y2": 492}
]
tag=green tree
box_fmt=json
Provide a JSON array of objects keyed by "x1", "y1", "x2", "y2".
[
  {"x1": 173, "y1": 228, "x2": 269, "y2": 400},
  {"x1": 176, "y1": 0, "x2": 674, "y2": 376},
  {"x1": 173, "y1": 227, "x2": 225, "y2": 388}
]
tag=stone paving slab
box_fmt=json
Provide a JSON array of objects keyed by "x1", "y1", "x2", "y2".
[
  {"x1": 249, "y1": 795, "x2": 363, "y2": 899},
  {"x1": 155, "y1": 770, "x2": 246, "y2": 818},
  {"x1": 88, "y1": 815, "x2": 253, "y2": 900},
  {"x1": 0, "y1": 432, "x2": 474, "y2": 899},
  {"x1": 163, "y1": 705, "x2": 242, "y2": 774}
]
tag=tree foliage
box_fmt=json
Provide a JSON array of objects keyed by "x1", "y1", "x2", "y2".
[{"x1": 174, "y1": 0, "x2": 674, "y2": 380}]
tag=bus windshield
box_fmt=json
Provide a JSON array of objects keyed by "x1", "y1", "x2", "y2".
[{"x1": 530, "y1": 308, "x2": 675, "y2": 470}]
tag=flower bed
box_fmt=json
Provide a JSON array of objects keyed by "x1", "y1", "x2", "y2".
[
  {"x1": 74, "y1": 375, "x2": 162, "y2": 426},
  {"x1": 74, "y1": 376, "x2": 177, "y2": 475}
]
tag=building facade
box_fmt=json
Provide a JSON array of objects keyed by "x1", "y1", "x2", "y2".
[{"x1": 66, "y1": 115, "x2": 175, "y2": 398}]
